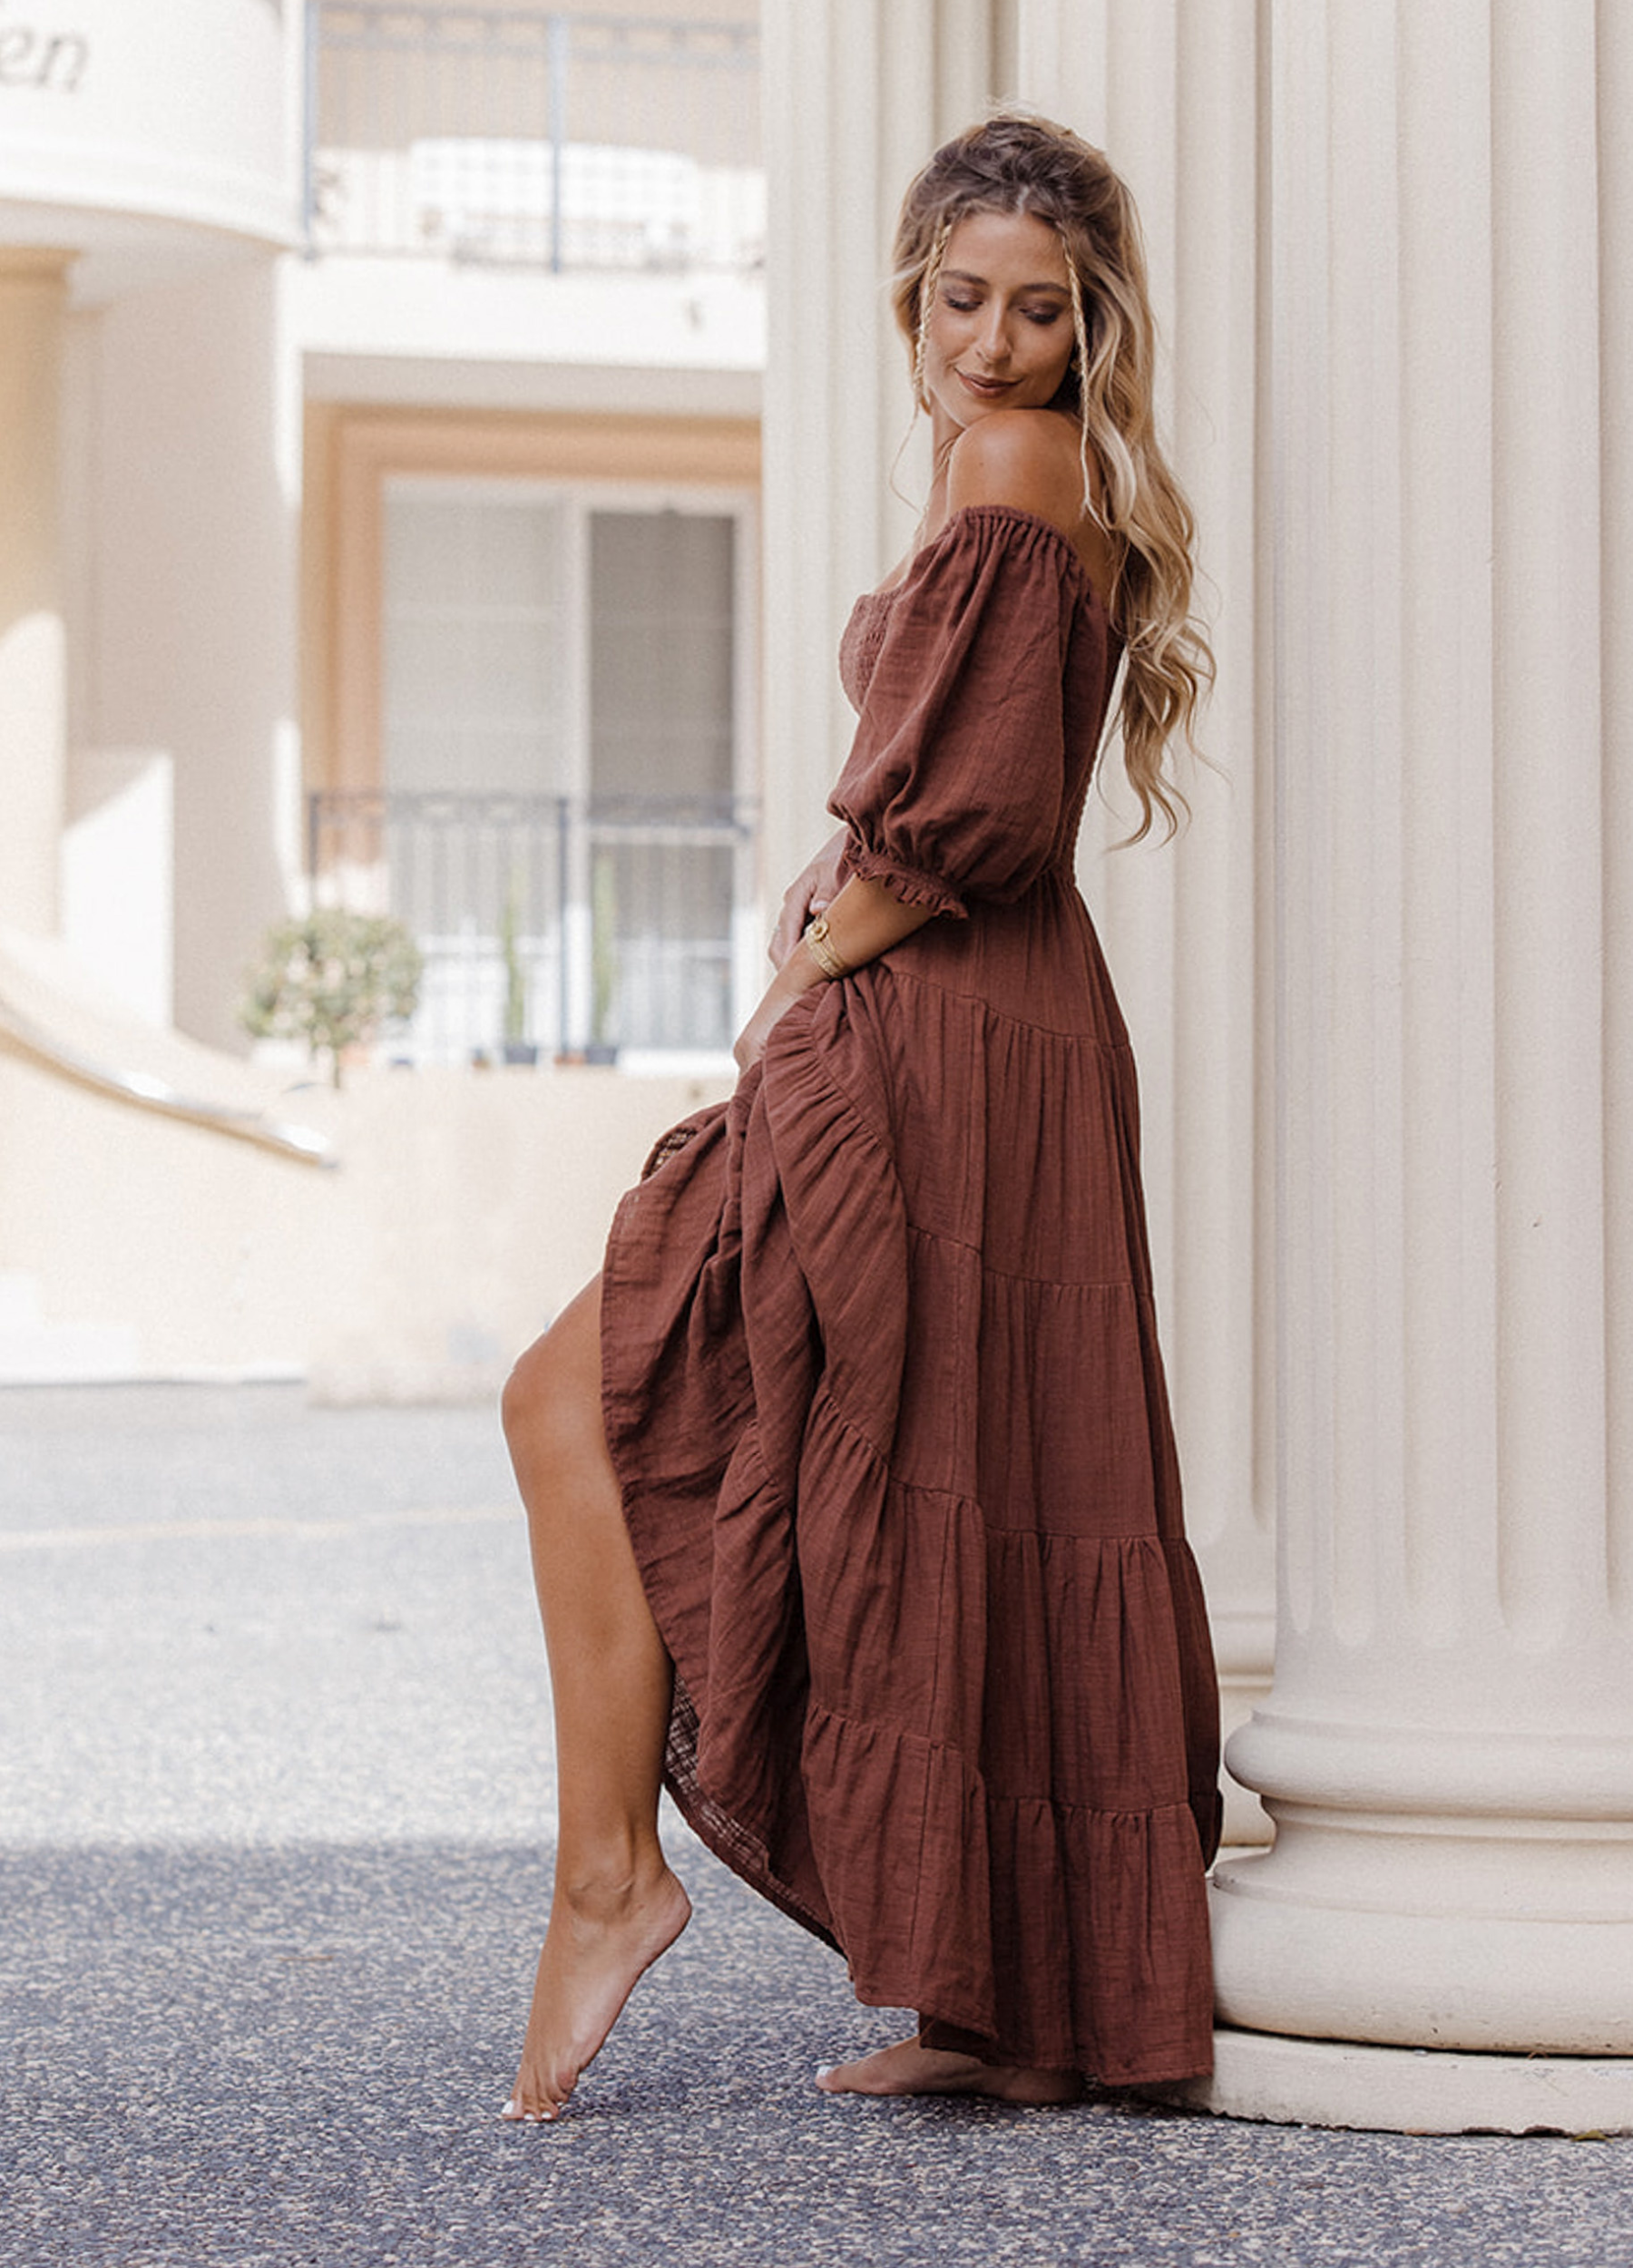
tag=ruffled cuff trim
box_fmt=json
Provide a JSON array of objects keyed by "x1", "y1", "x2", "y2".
[{"x1": 841, "y1": 840, "x2": 968, "y2": 922}]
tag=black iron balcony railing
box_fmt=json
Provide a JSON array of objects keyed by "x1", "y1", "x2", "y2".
[
  {"x1": 308, "y1": 787, "x2": 758, "y2": 1064},
  {"x1": 304, "y1": 4, "x2": 763, "y2": 273}
]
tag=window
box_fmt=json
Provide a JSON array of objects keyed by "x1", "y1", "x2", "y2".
[{"x1": 366, "y1": 476, "x2": 757, "y2": 1065}]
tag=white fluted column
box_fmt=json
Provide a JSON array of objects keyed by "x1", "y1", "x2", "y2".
[
  {"x1": 0, "y1": 250, "x2": 71, "y2": 937},
  {"x1": 1183, "y1": 0, "x2": 1633, "y2": 2135},
  {"x1": 1011, "y1": 0, "x2": 1277, "y2": 1841},
  {"x1": 760, "y1": 0, "x2": 998, "y2": 900},
  {"x1": 765, "y1": 0, "x2": 1277, "y2": 1843}
]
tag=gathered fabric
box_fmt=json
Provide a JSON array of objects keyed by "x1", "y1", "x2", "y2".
[{"x1": 601, "y1": 504, "x2": 1220, "y2": 2086}]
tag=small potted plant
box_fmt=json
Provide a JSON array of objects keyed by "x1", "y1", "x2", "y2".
[
  {"x1": 240, "y1": 907, "x2": 422, "y2": 1089},
  {"x1": 498, "y1": 888, "x2": 539, "y2": 1066}
]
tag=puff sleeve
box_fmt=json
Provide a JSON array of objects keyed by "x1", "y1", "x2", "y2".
[{"x1": 828, "y1": 505, "x2": 1093, "y2": 919}]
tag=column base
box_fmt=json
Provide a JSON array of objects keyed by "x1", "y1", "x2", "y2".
[
  {"x1": 1216, "y1": 1647, "x2": 1274, "y2": 1846},
  {"x1": 1206, "y1": 1803, "x2": 1633, "y2": 2052},
  {"x1": 1158, "y1": 2028, "x2": 1633, "y2": 2136}
]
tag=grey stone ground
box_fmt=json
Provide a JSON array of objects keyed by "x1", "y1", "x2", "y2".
[{"x1": 2, "y1": 1384, "x2": 1629, "y2": 2268}]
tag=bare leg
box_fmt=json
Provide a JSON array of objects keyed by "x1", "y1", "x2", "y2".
[
  {"x1": 816, "y1": 2038, "x2": 1082, "y2": 2106},
  {"x1": 499, "y1": 1276, "x2": 690, "y2": 2122}
]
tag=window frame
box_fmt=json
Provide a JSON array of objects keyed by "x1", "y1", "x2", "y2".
[{"x1": 304, "y1": 406, "x2": 762, "y2": 1066}]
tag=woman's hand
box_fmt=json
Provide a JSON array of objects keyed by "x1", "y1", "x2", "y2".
[
  {"x1": 737, "y1": 875, "x2": 938, "y2": 1072},
  {"x1": 768, "y1": 827, "x2": 850, "y2": 971},
  {"x1": 734, "y1": 957, "x2": 821, "y2": 1072}
]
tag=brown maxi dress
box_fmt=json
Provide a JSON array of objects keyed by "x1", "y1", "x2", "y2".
[{"x1": 601, "y1": 503, "x2": 1221, "y2": 2087}]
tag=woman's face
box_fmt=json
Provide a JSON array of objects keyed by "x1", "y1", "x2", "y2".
[{"x1": 921, "y1": 208, "x2": 1076, "y2": 439}]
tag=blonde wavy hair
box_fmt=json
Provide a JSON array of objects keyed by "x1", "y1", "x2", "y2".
[{"x1": 892, "y1": 113, "x2": 1212, "y2": 840}]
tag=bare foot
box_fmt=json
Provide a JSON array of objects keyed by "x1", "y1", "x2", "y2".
[
  {"x1": 501, "y1": 1861, "x2": 691, "y2": 2122},
  {"x1": 815, "y1": 2035, "x2": 1082, "y2": 2106}
]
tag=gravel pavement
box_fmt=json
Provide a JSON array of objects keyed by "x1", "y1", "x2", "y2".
[{"x1": 2, "y1": 1383, "x2": 1628, "y2": 2267}]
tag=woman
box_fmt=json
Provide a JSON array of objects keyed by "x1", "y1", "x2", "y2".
[{"x1": 500, "y1": 112, "x2": 1220, "y2": 2123}]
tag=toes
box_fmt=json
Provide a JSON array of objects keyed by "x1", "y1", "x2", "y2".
[
  {"x1": 501, "y1": 2097, "x2": 565, "y2": 2125},
  {"x1": 502, "y1": 2072, "x2": 574, "y2": 2123}
]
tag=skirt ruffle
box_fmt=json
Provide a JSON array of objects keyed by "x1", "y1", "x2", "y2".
[{"x1": 601, "y1": 957, "x2": 1218, "y2": 2085}]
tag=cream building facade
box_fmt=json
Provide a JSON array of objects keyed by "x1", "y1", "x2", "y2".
[
  {"x1": 0, "y1": 0, "x2": 760, "y2": 1388},
  {"x1": 1, "y1": 0, "x2": 1628, "y2": 2136}
]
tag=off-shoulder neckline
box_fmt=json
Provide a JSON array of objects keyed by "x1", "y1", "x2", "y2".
[{"x1": 860, "y1": 503, "x2": 1107, "y2": 616}]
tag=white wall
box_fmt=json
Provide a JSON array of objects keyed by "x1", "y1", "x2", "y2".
[
  {"x1": 0, "y1": 252, "x2": 69, "y2": 939},
  {"x1": 70, "y1": 250, "x2": 303, "y2": 1052},
  {"x1": 288, "y1": 258, "x2": 764, "y2": 406},
  {"x1": 61, "y1": 749, "x2": 173, "y2": 1024},
  {"x1": 0, "y1": 1036, "x2": 728, "y2": 1393}
]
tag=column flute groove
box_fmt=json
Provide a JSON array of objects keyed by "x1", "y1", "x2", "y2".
[
  {"x1": 1491, "y1": 0, "x2": 1608, "y2": 1654},
  {"x1": 1603, "y1": 0, "x2": 1633, "y2": 1637}
]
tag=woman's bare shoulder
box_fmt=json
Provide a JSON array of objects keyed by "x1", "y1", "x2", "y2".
[
  {"x1": 943, "y1": 411, "x2": 1114, "y2": 599},
  {"x1": 944, "y1": 410, "x2": 1087, "y2": 538}
]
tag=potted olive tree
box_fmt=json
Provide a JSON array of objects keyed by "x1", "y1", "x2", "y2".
[{"x1": 240, "y1": 908, "x2": 422, "y2": 1089}]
